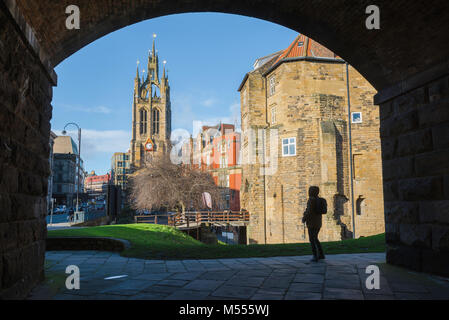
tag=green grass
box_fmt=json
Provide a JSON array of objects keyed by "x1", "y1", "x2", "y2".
[{"x1": 47, "y1": 224, "x2": 385, "y2": 260}]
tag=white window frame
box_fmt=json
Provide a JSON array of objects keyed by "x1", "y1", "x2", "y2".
[
  {"x1": 271, "y1": 107, "x2": 276, "y2": 124},
  {"x1": 282, "y1": 137, "x2": 296, "y2": 157}
]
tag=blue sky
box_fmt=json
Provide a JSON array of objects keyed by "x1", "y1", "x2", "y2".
[{"x1": 52, "y1": 13, "x2": 298, "y2": 175}]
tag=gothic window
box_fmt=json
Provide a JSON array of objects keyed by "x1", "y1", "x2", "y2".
[
  {"x1": 139, "y1": 108, "x2": 147, "y2": 134},
  {"x1": 152, "y1": 108, "x2": 160, "y2": 135}
]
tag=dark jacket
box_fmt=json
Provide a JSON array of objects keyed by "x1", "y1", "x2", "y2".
[{"x1": 303, "y1": 196, "x2": 322, "y2": 229}]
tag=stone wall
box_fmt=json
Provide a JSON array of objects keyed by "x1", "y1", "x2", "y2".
[
  {"x1": 46, "y1": 237, "x2": 130, "y2": 252},
  {"x1": 380, "y1": 75, "x2": 449, "y2": 276},
  {"x1": 0, "y1": 5, "x2": 53, "y2": 298},
  {"x1": 241, "y1": 59, "x2": 385, "y2": 244}
]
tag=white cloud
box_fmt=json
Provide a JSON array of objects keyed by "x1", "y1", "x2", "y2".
[
  {"x1": 53, "y1": 129, "x2": 131, "y2": 173},
  {"x1": 60, "y1": 104, "x2": 113, "y2": 114},
  {"x1": 191, "y1": 102, "x2": 241, "y2": 135},
  {"x1": 201, "y1": 98, "x2": 217, "y2": 107}
]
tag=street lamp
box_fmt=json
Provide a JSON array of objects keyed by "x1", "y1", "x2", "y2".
[{"x1": 62, "y1": 122, "x2": 81, "y2": 213}]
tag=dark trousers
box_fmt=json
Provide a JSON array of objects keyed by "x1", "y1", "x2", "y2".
[{"x1": 308, "y1": 227, "x2": 324, "y2": 259}]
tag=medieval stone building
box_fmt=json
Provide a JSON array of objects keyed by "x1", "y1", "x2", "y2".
[
  {"x1": 130, "y1": 38, "x2": 172, "y2": 169},
  {"x1": 239, "y1": 34, "x2": 385, "y2": 244}
]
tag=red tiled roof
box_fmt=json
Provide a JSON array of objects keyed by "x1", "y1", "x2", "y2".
[{"x1": 274, "y1": 34, "x2": 338, "y2": 64}]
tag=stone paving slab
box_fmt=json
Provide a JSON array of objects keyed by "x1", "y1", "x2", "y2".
[
  {"x1": 212, "y1": 285, "x2": 258, "y2": 299},
  {"x1": 184, "y1": 279, "x2": 224, "y2": 291},
  {"x1": 27, "y1": 251, "x2": 449, "y2": 300}
]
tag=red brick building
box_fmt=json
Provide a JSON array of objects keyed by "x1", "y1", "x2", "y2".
[
  {"x1": 181, "y1": 124, "x2": 241, "y2": 210},
  {"x1": 84, "y1": 171, "x2": 111, "y2": 195}
]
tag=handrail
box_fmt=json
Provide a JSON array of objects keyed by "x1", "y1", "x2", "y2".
[{"x1": 134, "y1": 210, "x2": 250, "y2": 227}]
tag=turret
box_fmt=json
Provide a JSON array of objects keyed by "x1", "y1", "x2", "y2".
[
  {"x1": 148, "y1": 34, "x2": 159, "y2": 83},
  {"x1": 134, "y1": 62, "x2": 140, "y2": 98}
]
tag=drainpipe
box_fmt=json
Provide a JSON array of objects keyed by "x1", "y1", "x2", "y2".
[
  {"x1": 262, "y1": 76, "x2": 270, "y2": 244},
  {"x1": 346, "y1": 62, "x2": 356, "y2": 239}
]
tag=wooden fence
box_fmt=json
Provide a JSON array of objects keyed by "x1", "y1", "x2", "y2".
[{"x1": 134, "y1": 210, "x2": 250, "y2": 228}]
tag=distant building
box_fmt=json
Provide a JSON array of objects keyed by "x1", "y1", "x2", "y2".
[
  {"x1": 52, "y1": 136, "x2": 85, "y2": 206},
  {"x1": 84, "y1": 171, "x2": 111, "y2": 195},
  {"x1": 130, "y1": 38, "x2": 172, "y2": 169},
  {"x1": 181, "y1": 124, "x2": 241, "y2": 210},
  {"x1": 47, "y1": 131, "x2": 57, "y2": 211},
  {"x1": 111, "y1": 152, "x2": 131, "y2": 190}
]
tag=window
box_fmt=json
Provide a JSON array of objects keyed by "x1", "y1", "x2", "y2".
[
  {"x1": 271, "y1": 107, "x2": 276, "y2": 124},
  {"x1": 220, "y1": 155, "x2": 227, "y2": 168},
  {"x1": 152, "y1": 108, "x2": 160, "y2": 134},
  {"x1": 282, "y1": 137, "x2": 296, "y2": 156},
  {"x1": 356, "y1": 196, "x2": 366, "y2": 215},
  {"x1": 297, "y1": 41, "x2": 304, "y2": 47},
  {"x1": 269, "y1": 76, "x2": 276, "y2": 96},
  {"x1": 351, "y1": 112, "x2": 362, "y2": 124},
  {"x1": 139, "y1": 108, "x2": 147, "y2": 134}
]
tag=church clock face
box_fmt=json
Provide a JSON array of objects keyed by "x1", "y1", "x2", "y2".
[{"x1": 144, "y1": 138, "x2": 155, "y2": 152}]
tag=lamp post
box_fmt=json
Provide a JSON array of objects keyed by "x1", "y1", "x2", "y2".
[{"x1": 62, "y1": 122, "x2": 81, "y2": 213}]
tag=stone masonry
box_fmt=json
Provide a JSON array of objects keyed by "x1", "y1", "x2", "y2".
[
  {"x1": 239, "y1": 35, "x2": 385, "y2": 244},
  {"x1": 379, "y1": 74, "x2": 449, "y2": 276},
  {"x1": 0, "y1": 3, "x2": 54, "y2": 298},
  {"x1": 1, "y1": 0, "x2": 449, "y2": 298}
]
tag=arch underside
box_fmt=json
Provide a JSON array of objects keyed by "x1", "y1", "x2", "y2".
[{"x1": 14, "y1": 0, "x2": 449, "y2": 91}]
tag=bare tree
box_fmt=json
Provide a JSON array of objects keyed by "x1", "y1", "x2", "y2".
[{"x1": 129, "y1": 154, "x2": 223, "y2": 214}]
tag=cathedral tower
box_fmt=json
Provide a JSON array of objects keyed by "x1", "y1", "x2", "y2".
[{"x1": 130, "y1": 35, "x2": 172, "y2": 169}]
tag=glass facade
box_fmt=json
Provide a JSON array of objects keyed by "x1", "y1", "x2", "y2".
[{"x1": 111, "y1": 152, "x2": 131, "y2": 189}]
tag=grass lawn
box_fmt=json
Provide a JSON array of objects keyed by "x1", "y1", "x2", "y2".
[{"x1": 47, "y1": 224, "x2": 385, "y2": 260}]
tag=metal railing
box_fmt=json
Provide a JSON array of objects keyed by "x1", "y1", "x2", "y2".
[{"x1": 134, "y1": 210, "x2": 250, "y2": 228}]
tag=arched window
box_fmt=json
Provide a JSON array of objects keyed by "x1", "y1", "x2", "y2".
[
  {"x1": 139, "y1": 108, "x2": 147, "y2": 134},
  {"x1": 356, "y1": 195, "x2": 366, "y2": 215},
  {"x1": 152, "y1": 108, "x2": 160, "y2": 135}
]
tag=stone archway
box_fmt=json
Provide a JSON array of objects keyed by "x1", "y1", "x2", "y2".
[{"x1": 1, "y1": 0, "x2": 449, "y2": 298}]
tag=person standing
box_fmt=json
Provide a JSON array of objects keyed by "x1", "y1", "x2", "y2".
[
  {"x1": 302, "y1": 186, "x2": 326, "y2": 262},
  {"x1": 68, "y1": 207, "x2": 75, "y2": 223}
]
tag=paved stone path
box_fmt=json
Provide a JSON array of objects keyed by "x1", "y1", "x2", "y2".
[{"x1": 28, "y1": 251, "x2": 449, "y2": 300}]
